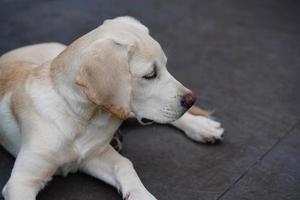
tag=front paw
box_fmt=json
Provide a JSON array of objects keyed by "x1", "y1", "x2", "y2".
[
  {"x1": 184, "y1": 115, "x2": 224, "y2": 144},
  {"x1": 124, "y1": 189, "x2": 157, "y2": 200}
]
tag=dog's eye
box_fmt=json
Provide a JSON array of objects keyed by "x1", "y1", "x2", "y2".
[{"x1": 143, "y1": 70, "x2": 157, "y2": 79}]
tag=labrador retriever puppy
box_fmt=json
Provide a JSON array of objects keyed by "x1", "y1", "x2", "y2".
[{"x1": 0, "y1": 16, "x2": 224, "y2": 200}]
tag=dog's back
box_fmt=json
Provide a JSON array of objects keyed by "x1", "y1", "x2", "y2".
[{"x1": 0, "y1": 43, "x2": 66, "y2": 65}]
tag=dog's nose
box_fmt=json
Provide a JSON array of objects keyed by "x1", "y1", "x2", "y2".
[{"x1": 181, "y1": 92, "x2": 197, "y2": 109}]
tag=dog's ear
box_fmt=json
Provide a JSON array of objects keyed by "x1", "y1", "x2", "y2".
[{"x1": 76, "y1": 38, "x2": 133, "y2": 120}]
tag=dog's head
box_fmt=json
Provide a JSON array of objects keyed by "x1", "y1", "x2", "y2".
[{"x1": 76, "y1": 16, "x2": 196, "y2": 124}]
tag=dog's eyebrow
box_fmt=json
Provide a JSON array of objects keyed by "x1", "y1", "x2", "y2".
[{"x1": 144, "y1": 61, "x2": 158, "y2": 76}]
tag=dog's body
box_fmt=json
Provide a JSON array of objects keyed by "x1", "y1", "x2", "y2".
[{"x1": 0, "y1": 17, "x2": 223, "y2": 200}]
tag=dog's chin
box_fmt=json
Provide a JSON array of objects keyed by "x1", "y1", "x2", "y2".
[
  {"x1": 137, "y1": 116, "x2": 174, "y2": 125},
  {"x1": 136, "y1": 109, "x2": 187, "y2": 125},
  {"x1": 141, "y1": 115, "x2": 182, "y2": 125}
]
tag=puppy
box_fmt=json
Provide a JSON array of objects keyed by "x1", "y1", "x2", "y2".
[{"x1": 0, "y1": 16, "x2": 224, "y2": 200}]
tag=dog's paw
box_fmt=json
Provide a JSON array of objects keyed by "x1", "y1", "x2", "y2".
[
  {"x1": 124, "y1": 189, "x2": 157, "y2": 200},
  {"x1": 184, "y1": 115, "x2": 224, "y2": 144}
]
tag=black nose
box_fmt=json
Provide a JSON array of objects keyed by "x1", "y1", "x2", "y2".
[{"x1": 181, "y1": 93, "x2": 197, "y2": 109}]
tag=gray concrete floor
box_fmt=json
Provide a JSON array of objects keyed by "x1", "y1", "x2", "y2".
[{"x1": 0, "y1": 0, "x2": 299, "y2": 199}]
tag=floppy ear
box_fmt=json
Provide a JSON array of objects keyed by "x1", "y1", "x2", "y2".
[{"x1": 75, "y1": 38, "x2": 133, "y2": 120}]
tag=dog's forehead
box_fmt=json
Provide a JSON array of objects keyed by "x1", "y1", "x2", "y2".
[
  {"x1": 137, "y1": 36, "x2": 162, "y2": 61},
  {"x1": 130, "y1": 33, "x2": 168, "y2": 76}
]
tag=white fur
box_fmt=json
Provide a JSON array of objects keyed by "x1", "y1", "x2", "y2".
[
  {"x1": 0, "y1": 16, "x2": 224, "y2": 200},
  {"x1": 172, "y1": 113, "x2": 224, "y2": 143}
]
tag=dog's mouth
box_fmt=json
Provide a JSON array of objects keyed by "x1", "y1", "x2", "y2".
[{"x1": 138, "y1": 118, "x2": 154, "y2": 125}]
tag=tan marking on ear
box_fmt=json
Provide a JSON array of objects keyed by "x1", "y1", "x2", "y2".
[
  {"x1": 188, "y1": 106, "x2": 210, "y2": 116},
  {"x1": 103, "y1": 103, "x2": 129, "y2": 120}
]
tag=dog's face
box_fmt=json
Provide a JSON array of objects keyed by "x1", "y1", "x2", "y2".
[
  {"x1": 76, "y1": 17, "x2": 196, "y2": 123},
  {"x1": 129, "y1": 36, "x2": 194, "y2": 124}
]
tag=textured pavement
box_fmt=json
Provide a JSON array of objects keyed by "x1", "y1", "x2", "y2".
[{"x1": 0, "y1": 0, "x2": 299, "y2": 199}]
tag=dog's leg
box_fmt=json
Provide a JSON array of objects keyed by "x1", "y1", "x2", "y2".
[
  {"x1": 81, "y1": 145, "x2": 156, "y2": 200},
  {"x1": 171, "y1": 106, "x2": 224, "y2": 143},
  {"x1": 2, "y1": 148, "x2": 58, "y2": 200}
]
